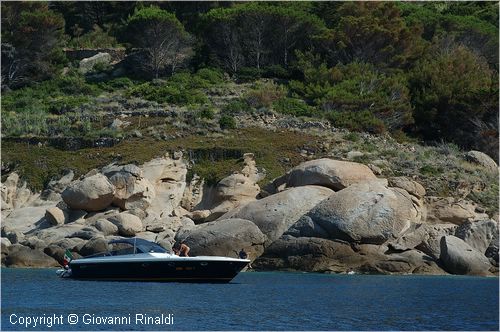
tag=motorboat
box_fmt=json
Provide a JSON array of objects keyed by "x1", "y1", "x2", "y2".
[{"x1": 56, "y1": 238, "x2": 250, "y2": 283}]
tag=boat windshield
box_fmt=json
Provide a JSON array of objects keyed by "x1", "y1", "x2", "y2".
[
  {"x1": 109, "y1": 238, "x2": 169, "y2": 254},
  {"x1": 83, "y1": 238, "x2": 170, "y2": 258}
]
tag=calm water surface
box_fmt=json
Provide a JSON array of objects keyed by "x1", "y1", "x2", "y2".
[{"x1": 1, "y1": 268, "x2": 498, "y2": 330}]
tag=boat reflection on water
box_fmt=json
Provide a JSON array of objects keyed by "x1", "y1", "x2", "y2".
[{"x1": 57, "y1": 238, "x2": 249, "y2": 283}]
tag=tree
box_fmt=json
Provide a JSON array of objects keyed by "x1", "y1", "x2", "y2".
[
  {"x1": 269, "y1": 6, "x2": 328, "y2": 67},
  {"x1": 202, "y1": 9, "x2": 244, "y2": 74},
  {"x1": 398, "y1": 2, "x2": 498, "y2": 69},
  {"x1": 327, "y1": 2, "x2": 424, "y2": 69},
  {"x1": 239, "y1": 3, "x2": 270, "y2": 71},
  {"x1": 202, "y1": 3, "x2": 327, "y2": 73},
  {"x1": 410, "y1": 42, "x2": 497, "y2": 153},
  {"x1": 126, "y1": 6, "x2": 191, "y2": 79},
  {"x1": 1, "y1": 2, "x2": 65, "y2": 89}
]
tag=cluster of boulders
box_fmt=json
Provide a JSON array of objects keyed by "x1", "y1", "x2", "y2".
[{"x1": 1, "y1": 152, "x2": 498, "y2": 276}]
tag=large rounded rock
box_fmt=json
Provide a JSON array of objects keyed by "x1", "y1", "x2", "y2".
[
  {"x1": 40, "y1": 170, "x2": 74, "y2": 201},
  {"x1": 485, "y1": 231, "x2": 499, "y2": 266},
  {"x1": 371, "y1": 250, "x2": 445, "y2": 275},
  {"x1": 20, "y1": 236, "x2": 46, "y2": 250},
  {"x1": 271, "y1": 158, "x2": 377, "y2": 191},
  {"x1": 142, "y1": 155, "x2": 188, "y2": 217},
  {"x1": 33, "y1": 223, "x2": 89, "y2": 246},
  {"x1": 388, "y1": 177, "x2": 426, "y2": 199},
  {"x1": 285, "y1": 215, "x2": 330, "y2": 239},
  {"x1": 43, "y1": 246, "x2": 67, "y2": 265},
  {"x1": 466, "y1": 150, "x2": 498, "y2": 172},
  {"x1": 388, "y1": 223, "x2": 457, "y2": 260},
  {"x1": 1, "y1": 237, "x2": 11, "y2": 251},
  {"x1": 206, "y1": 174, "x2": 260, "y2": 221},
  {"x1": 306, "y1": 181, "x2": 417, "y2": 244},
  {"x1": 439, "y1": 235, "x2": 491, "y2": 275},
  {"x1": 455, "y1": 220, "x2": 498, "y2": 254},
  {"x1": 79, "y1": 52, "x2": 111, "y2": 74},
  {"x1": 254, "y1": 236, "x2": 361, "y2": 272},
  {"x1": 254, "y1": 236, "x2": 445, "y2": 275},
  {"x1": 79, "y1": 237, "x2": 109, "y2": 257},
  {"x1": 177, "y1": 218, "x2": 266, "y2": 260},
  {"x1": 1, "y1": 172, "x2": 19, "y2": 210},
  {"x1": 94, "y1": 219, "x2": 119, "y2": 236},
  {"x1": 221, "y1": 186, "x2": 334, "y2": 246},
  {"x1": 62, "y1": 174, "x2": 115, "y2": 212},
  {"x1": 102, "y1": 164, "x2": 155, "y2": 211},
  {"x1": 108, "y1": 213, "x2": 143, "y2": 236},
  {"x1": 425, "y1": 197, "x2": 478, "y2": 225},
  {"x1": 51, "y1": 238, "x2": 86, "y2": 252},
  {"x1": 45, "y1": 207, "x2": 67, "y2": 226},
  {"x1": 1, "y1": 172, "x2": 35, "y2": 210},
  {"x1": 4, "y1": 244, "x2": 59, "y2": 267},
  {"x1": 2, "y1": 205, "x2": 55, "y2": 234}
]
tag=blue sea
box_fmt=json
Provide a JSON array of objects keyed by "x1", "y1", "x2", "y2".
[{"x1": 1, "y1": 269, "x2": 498, "y2": 331}]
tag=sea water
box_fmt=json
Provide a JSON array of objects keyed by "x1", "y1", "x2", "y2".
[{"x1": 1, "y1": 268, "x2": 498, "y2": 330}]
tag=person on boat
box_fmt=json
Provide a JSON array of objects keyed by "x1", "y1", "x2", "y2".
[
  {"x1": 238, "y1": 249, "x2": 248, "y2": 260},
  {"x1": 238, "y1": 248, "x2": 252, "y2": 269},
  {"x1": 174, "y1": 242, "x2": 190, "y2": 257}
]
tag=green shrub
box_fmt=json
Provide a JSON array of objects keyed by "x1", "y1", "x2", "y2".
[
  {"x1": 245, "y1": 81, "x2": 286, "y2": 109},
  {"x1": 126, "y1": 70, "x2": 227, "y2": 105},
  {"x1": 199, "y1": 107, "x2": 215, "y2": 120},
  {"x1": 55, "y1": 75, "x2": 100, "y2": 95},
  {"x1": 67, "y1": 25, "x2": 119, "y2": 48},
  {"x1": 127, "y1": 81, "x2": 208, "y2": 105},
  {"x1": 273, "y1": 98, "x2": 314, "y2": 117},
  {"x1": 91, "y1": 61, "x2": 113, "y2": 74},
  {"x1": 48, "y1": 95, "x2": 90, "y2": 114},
  {"x1": 1, "y1": 73, "x2": 102, "y2": 137},
  {"x1": 419, "y1": 164, "x2": 442, "y2": 176},
  {"x1": 263, "y1": 65, "x2": 290, "y2": 79},
  {"x1": 2, "y1": 109, "x2": 49, "y2": 137},
  {"x1": 327, "y1": 110, "x2": 386, "y2": 134},
  {"x1": 101, "y1": 77, "x2": 134, "y2": 90},
  {"x1": 195, "y1": 67, "x2": 225, "y2": 85},
  {"x1": 291, "y1": 55, "x2": 414, "y2": 132},
  {"x1": 343, "y1": 132, "x2": 361, "y2": 142},
  {"x1": 223, "y1": 99, "x2": 252, "y2": 114},
  {"x1": 236, "y1": 67, "x2": 261, "y2": 82},
  {"x1": 219, "y1": 115, "x2": 236, "y2": 129}
]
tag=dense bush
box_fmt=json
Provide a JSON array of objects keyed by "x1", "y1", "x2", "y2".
[
  {"x1": 272, "y1": 98, "x2": 315, "y2": 117},
  {"x1": 262, "y1": 65, "x2": 290, "y2": 79},
  {"x1": 245, "y1": 81, "x2": 286, "y2": 109},
  {"x1": 291, "y1": 55, "x2": 413, "y2": 133},
  {"x1": 219, "y1": 115, "x2": 236, "y2": 130},
  {"x1": 199, "y1": 106, "x2": 215, "y2": 120},
  {"x1": 326, "y1": 110, "x2": 386, "y2": 134},
  {"x1": 98, "y1": 77, "x2": 134, "y2": 91},
  {"x1": 67, "y1": 24, "x2": 119, "y2": 48},
  {"x1": 126, "y1": 70, "x2": 226, "y2": 105},
  {"x1": 195, "y1": 67, "x2": 225, "y2": 85},
  {"x1": 236, "y1": 67, "x2": 262, "y2": 82},
  {"x1": 1, "y1": 73, "x2": 103, "y2": 137},
  {"x1": 127, "y1": 81, "x2": 208, "y2": 105},
  {"x1": 223, "y1": 99, "x2": 252, "y2": 114}
]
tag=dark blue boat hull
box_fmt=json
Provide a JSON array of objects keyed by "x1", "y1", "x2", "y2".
[{"x1": 69, "y1": 259, "x2": 248, "y2": 283}]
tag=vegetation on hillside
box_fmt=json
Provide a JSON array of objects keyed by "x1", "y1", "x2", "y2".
[{"x1": 1, "y1": 1, "x2": 498, "y2": 213}]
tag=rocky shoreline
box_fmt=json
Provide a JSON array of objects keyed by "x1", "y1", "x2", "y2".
[{"x1": 1, "y1": 152, "x2": 498, "y2": 276}]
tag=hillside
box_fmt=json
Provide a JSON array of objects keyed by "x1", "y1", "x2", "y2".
[{"x1": 2, "y1": 73, "x2": 499, "y2": 215}]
